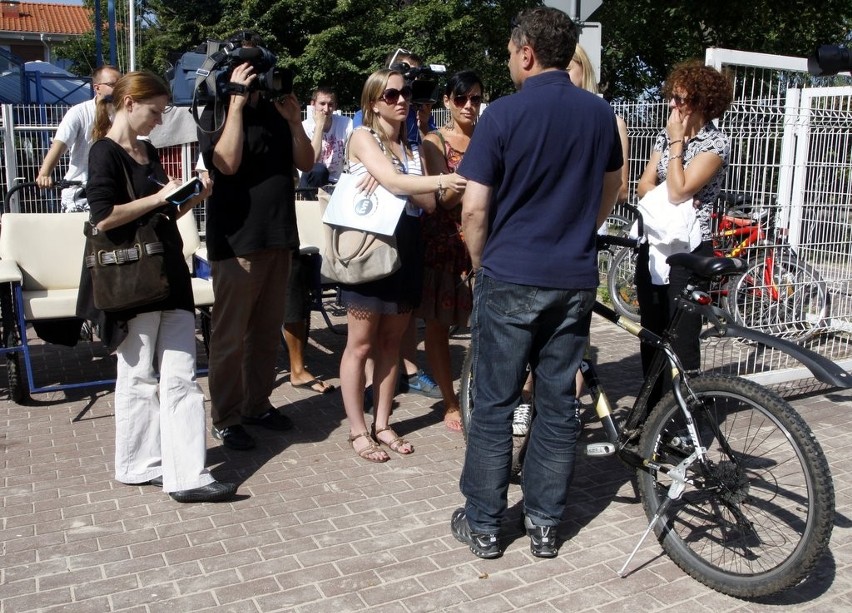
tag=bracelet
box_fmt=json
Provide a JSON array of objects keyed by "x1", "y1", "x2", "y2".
[
  {"x1": 669, "y1": 154, "x2": 684, "y2": 161},
  {"x1": 436, "y1": 173, "x2": 446, "y2": 201},
  {"x1": 669, "y1": 139, "x2": 683, "y2": 145}
]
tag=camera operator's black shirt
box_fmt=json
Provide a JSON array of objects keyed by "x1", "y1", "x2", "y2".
[{"x1": 198, "y1": 98, "x2": 299, "y2": 261}]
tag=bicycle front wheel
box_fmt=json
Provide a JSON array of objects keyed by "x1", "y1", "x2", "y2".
[
  {"x1": 607, "y1": 247, "x2": 641, "y2": 322},
  {"x1": 459, "y1": 347, "x2": 530, "y2": 477},
  {"x1": 636, "y1": 375, "x2": 834, "y2": 598},
  {"x1": 459, "y1": 348, "x2": 474, "y2": 442},
  {"x1": 723, "y1": 253, "x2": 829, "y2": 342},
  {"x1": 598, "y1": 214, "x2": 633, "y2": 286}
]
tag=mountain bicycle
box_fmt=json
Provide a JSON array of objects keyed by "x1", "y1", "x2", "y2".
[
  {"x1": 459, "y1": 239, "x2": 850, "y2": 598},
  {"x1": 607, "y1": 193, "x2": 830, "y2": 342}
]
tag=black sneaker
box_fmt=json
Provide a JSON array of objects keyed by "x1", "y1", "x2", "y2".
[
  {"x1": 242, "y1": 407, "x2": 293, "y2": 431},
  {"x1": 212, "y1": 424, "x2": 256, "y2": 450},
  {"x1": 524, "y1": 516, "x2": 558, "y2": 558},
  {"x1": 364, "y1": 386, "x2": 373, "y2": 414},
  {"x1": 451, "y1": 508, "x2": 501, "y2": 559}
]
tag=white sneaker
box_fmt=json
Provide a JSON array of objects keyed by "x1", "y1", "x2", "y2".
[{"x1": 512, "y1": 403, "x2": 533, "y2": 436}]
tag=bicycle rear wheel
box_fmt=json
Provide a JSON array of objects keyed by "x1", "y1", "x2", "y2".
[
  {"x1": 1, "y1": 284, "x2": 27, "y2": 404},
  {"x1": 636, "y1": 375, "x2": 834, "y2": 598},
  {"x1": 607, "y1": 247, "x2": 640, "y2": 322},
  {"x1": 459, "y1": 347, "x2": 530, "y2": 477},
  {"x1": 723, "y1": 252, "x2": 829, "y2": 342}
]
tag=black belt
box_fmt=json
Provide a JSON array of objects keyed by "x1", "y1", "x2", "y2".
[{"x1": 85, "y1": 242, "x2": 164, "y2": 268}]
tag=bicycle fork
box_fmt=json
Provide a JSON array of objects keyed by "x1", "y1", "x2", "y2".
[{"x1": 618, "y1": 355, "x2": 710, "y2": 577}]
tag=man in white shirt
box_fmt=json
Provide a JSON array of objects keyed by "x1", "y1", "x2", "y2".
[
  {"x1": 36, "y1": 64, "x2": 122, "y2": 212},
  {"x1": 298, "y1": 86, "x2": 352, "y2": 194}
]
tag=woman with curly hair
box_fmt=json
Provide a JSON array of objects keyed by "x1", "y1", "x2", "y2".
[{"x1": 635, "y1": 60, "x2": 733, "y2": 396}]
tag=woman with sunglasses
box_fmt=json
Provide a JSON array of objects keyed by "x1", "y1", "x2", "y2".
[
  {"x1": 340, "y1": 68, "x2": 467, "y2": 462},
  {"x1": 635, "y1": 60, "x2": 733, "y2": 400},
  {"x1": 419, "y1": 70, "x2": 483, "y2": 432},
  {"x1": 84, "y1": 72, "x2": 235, "y2": 502}
]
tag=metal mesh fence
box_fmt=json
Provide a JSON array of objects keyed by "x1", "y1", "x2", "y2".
[
  {"x1": 2, "y1": 56, "x2": 852, "y2": 387},
  {"x1": 610, "y1": 58, "x2": 852, "y2": 386}
]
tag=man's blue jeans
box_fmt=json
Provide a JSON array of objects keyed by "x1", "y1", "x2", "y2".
[{"x1": 460, "y1": 273, "x2": 595, "y2": 532}]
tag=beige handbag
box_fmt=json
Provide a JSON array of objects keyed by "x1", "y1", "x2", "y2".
[{"x1": 319, "y1": 189, "x2": 401, "y2": 285}]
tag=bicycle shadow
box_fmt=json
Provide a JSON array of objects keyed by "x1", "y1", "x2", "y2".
[{"x1": 496, "y1": 344, "x2": 840, "y2": 603}]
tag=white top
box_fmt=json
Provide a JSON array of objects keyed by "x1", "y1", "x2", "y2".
[
  {"x1": 53, "y1": 98, "x2": 97, "y2": 183},
  {"x1": 302, "y1": 113, "x2": 353, "y2": 182}
]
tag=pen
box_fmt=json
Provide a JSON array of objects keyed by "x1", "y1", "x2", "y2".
[{"x1": 148, "y1": 174, "x2": 166, "y2": 187}]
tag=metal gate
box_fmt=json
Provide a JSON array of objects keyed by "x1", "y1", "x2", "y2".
[{"x1": 701, "y1": 50, "x2": 852, "y2": 387}]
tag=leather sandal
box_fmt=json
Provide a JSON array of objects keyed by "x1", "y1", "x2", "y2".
[
  {"x1": 348, "y1": 431, "x2": 389, "y2": 463},
  {"x1": 371, "y1": 424, "x2": 414, "y2": 455}
]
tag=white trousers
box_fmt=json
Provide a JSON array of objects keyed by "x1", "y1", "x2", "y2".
[{"x1": 114, "y1": 310, "x2": 214, "y2": 493}]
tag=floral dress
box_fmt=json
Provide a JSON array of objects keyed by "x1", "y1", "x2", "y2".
[{"x1": 415, "y1": 130, "x2": 473, "y2": 326}]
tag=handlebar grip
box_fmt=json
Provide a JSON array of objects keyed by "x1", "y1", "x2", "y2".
[
  {"x1": 55, "y1": 179, "x2": 83, "y2": 189},
  {"x1": 597, "y1": 234, "x2": 643, "y2": 250}
]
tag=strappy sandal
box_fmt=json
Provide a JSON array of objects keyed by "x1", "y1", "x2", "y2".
[
  {"x1": 348, "y1": 431, "x2": 389, "y2": 463},
  {"x1": 371, "y1": 424, "x2": 414, "y2": 455}
]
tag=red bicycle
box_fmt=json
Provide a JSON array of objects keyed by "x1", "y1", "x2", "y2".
[{"x1": 608, "y1": 193, "x2": 829, "y2": 342}]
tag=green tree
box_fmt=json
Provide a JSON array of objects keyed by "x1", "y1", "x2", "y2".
[
  {"x1": 57, "y1": 0, "x2": 852, "y2": 106},
  {"x1": 593, "y1": 0, "x2": 852, "y2": 101}
]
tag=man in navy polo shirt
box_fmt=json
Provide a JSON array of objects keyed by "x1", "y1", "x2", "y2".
[{"x1": 451, "y1": 6, "x2": 623, "y2": 560}]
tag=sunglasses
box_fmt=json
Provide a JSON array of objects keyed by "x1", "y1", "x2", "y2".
[
  {"x1": 672, "y1": 94, "x2": 690, "y2": 106},
  {"x1": 379, "y1": 86, "x2": 413, "y2": 105},
  {"x1": 452, "y1": 94, "x2": 483, "y2": 107}
]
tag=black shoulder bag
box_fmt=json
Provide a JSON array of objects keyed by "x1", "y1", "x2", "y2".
[{"x1": 83, "y1": 162, "x2": 171, "y2": 312}]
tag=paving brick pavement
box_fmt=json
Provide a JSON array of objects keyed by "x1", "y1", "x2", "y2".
[{"x1": 2, "y1": 308, "x2": 852, "y2": 612}]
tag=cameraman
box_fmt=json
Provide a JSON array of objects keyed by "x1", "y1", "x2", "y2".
[{"x1": 198, "y1": 34, "x2": 314, "y2": 452}]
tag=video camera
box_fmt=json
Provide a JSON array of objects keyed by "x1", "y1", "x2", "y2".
[
  {"x1": 808, "y1": 45, "x2": 852, "y2": 76},
  {"x1": 189, "y1": 31, "x2": 293, "y2": 105},
  {"x1": 388, "y1": 49, "x2": 446, "y2": 106},
  {"x1": 167, "y1": 31, "x2": 296, "y2": 131}
]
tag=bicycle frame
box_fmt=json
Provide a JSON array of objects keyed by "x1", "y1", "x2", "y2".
[
  {"x1": 586, "y1": 254, "x2": 851, "y2": 464},
  {"x1": 712, "y1": 203, "x2": 768, "y2": 259}
]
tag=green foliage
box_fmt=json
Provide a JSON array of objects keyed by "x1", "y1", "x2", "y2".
[
  {"x1": 593, "y1": 0, "x2": 852, "y2": 101},
  {"x1": 55, "y1": 0, "x2": 852, "y2": 107}
]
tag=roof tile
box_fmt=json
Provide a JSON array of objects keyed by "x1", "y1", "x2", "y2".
[{"x1": 0, "y1": 1, "x2": 90, "y2": 35}]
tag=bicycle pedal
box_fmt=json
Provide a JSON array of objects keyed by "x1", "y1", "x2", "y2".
[{"x1": 583, "y1": 442, "x2": 616, "y2": 457}]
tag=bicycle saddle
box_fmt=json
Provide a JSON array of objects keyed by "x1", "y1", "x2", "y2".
[{"x1": 667, "y1": 253, "x2": 746, "y2": 278}]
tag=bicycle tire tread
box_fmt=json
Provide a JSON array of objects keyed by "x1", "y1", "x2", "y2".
[{"x1": 637, "y1": 375, "x2": 834, "y2": 598}]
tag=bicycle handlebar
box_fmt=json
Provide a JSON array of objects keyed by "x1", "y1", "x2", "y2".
[
  {"x1": 597, "y1": 202, "x2": 645, "y2": 251},
  {"x1": 597, "y1": 233, "x2": 643, "y2": 250},
  {"x1": 2, "y1": 180, "x2": 83, "y2": 213}
]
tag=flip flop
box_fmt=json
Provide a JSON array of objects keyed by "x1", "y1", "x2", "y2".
[
  {"x1": 444, "y1": 408, "x2": 463, "y2": 432},
  {"x1": 291, "y1": 378, "x2": 336, "y2": 395}
]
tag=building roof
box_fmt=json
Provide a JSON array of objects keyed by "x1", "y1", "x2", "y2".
[{"x1": 0, "y1": 1, "x2": 90, "y2": 35}]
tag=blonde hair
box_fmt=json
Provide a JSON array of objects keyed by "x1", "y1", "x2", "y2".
[
  {"x1": 92, "y1": 71, "x2": 170, "y2": 140},
  {"x1": 359, "y1": 68, "x2": 409, "y2": 157},
  {"x1": 572, "y1": 44, "x2": 598, "y2": 94}
]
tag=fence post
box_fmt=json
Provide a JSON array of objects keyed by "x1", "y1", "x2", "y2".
[
  {"x1": 776, "y1": 88, "x2": 801, "y2": 238},
  {"x1": 786, "y1": 89, "x2": 811, "y2": 250},
  {"x1": 2, "y1": 104, "x2": 18, "y2": 212}
]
